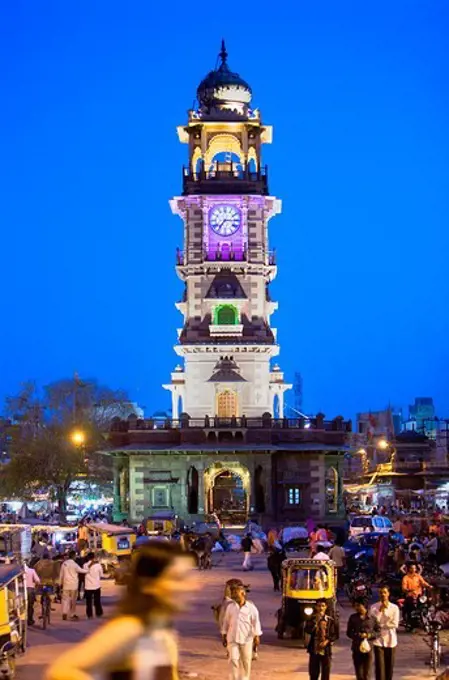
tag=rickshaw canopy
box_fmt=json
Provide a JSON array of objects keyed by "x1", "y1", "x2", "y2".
[{"x1": 282, "y1": 557, "x2": 336, "y2": 601}]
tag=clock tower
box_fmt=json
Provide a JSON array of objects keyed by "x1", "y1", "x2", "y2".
[{"x1": 164, "y1": 42, "x2": 291, "y2": 420}]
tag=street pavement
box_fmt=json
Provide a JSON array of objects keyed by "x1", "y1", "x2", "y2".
[{"x1": 18, "y1": 551, "x2": 446, "y2": 679}]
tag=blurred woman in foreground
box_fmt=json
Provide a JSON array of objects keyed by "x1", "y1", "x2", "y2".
[{"x1": 46, "y1": 541, "x2": 199, "y2": 680}]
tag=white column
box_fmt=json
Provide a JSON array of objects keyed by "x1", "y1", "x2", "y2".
[
  {"x1": 278, "y1": 390, "x2": 285, "y2": 419},
  {"x1": 172, "y1": 388, "x2": 179, "y2": 420}
]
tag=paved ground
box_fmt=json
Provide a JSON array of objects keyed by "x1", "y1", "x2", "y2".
[{"x1": 17, "y1": 552, "x2": 447, "y2": 679}]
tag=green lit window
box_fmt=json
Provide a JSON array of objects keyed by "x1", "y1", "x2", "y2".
[{"x1": 214, "y1": 304, "x2": 238, "y2": 325}]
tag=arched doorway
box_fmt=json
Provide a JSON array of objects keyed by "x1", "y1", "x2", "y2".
[
  {"x1": 211, "y1": 471, "x2": 246, "y2": 525},
  {"x1": 254, "y1": 465, "x2": 265, "y2": 513},
  {"x1": 187, "y1": 466, "x2": 198, "y2": 514},
  {"x1": 217, "y1": 390, "x2": 238, "y2": 417},
  {"x1": 204, "y1": 463, "x2": 250, "y2": 526}
]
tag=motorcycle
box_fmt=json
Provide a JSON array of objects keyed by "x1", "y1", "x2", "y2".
[
  {"x1": 399, "y1": 591, "x2": 431, "y2": 632},
  {"x1": 345, "y1": 562, "x2": 372, "y2": 602}
]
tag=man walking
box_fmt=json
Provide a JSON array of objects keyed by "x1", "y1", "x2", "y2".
[
  {"x1": 59, "y1": 550, "x2": 88, "y2": 621},
  {"x1": 370, "y1": 585, "x2": 399, "y2": 680},
  {"x1": 306, "y1": 599, "x2": 338, "y2": 680},
  {"x1": 24, "y1": 561, "x2": 40, "y2": 625},
  {"x1": 241, "y1": 534, "x2": 253, "y2": 572},
  {"x1": 84, "y1": 552, "x2": 104, "y2": 619},
  {"x1": 221, "y1": 584, "x2": 262, "y2": 680},
  {"x1": 329, "y1": 542, "x2": 346, "y2": 589},
  {"x1": 267, "y1": 545, "x2": 286, "y2": 591}
]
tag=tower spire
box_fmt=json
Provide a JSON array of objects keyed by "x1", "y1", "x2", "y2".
[{"x1": 219, "y1": 39, "x2": 228, "y2": 66}]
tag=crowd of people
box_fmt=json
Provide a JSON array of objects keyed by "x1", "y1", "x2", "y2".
[{"x1": 16, "y1": 508, "x2": 449, "y2": 680}]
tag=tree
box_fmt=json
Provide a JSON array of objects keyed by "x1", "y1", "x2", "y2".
[{"x1": 1, "y1": 377, "x2": 132, "y2": 519}]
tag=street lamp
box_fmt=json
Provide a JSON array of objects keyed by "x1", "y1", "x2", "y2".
[
  {"x1": 377, "y1": 439, "x2": 389, "y2": 451},
  {"x1": 70, "y1": 430, "x2": 86, "y2": 446}
]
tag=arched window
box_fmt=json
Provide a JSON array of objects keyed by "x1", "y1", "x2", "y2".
[
  {"x1": 215, "y1": 304, "x2": 238, "y2": 325},
  {"x1": 254, "y1": 465, "x2": 265, "y2": 513},
  {"x1": 187, "y1": 466, "x2": 198, "y2": 514},
  {"x1": 325, "y1": 466, "x2": 339, "y2": 514},
  {"x1": 248, "y1": 157, "x2": 257, "y2": 174},
  {"x1": 217, "y1": 390, "x2": 238, "y2": 418}
]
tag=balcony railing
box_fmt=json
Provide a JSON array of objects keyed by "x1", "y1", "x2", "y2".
[
  {"x1": 176, "y1": 246, "x2": 276, "y2": 266},
  {"x1": 111, "y1": 415, "x2": 352, "y2": 433},
  {"x1": 183, "y1": 162, "x2": 269, "y2": 195},
  {"x1": 209, "y1": 324, "x2": 244, "y2": 337}
]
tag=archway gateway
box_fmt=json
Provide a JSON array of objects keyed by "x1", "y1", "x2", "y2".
[{"x1": 204, "y1": 463, "x2": 250, "y2": 526}]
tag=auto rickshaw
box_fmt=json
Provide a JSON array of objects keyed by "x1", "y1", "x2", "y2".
[
  {"x1": 0, "y1": 564, "x2": 27, "y2": 677},
  {"x1": 276, "y1": 557, "x2": 339, "y2": 645},
  {"x1": 87, "y1": 523, "x2": 136, "y2": 582},
  {"x1": 0, "y1": 526, "x2": 32, "y2": 564},
  {"x1": 31, "y1": 525, "x2": 77, "y2": 554},
  {"x1": 146, "y1": 513, "x2": 178, "y2": 536}
]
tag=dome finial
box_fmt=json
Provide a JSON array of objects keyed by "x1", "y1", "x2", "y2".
[{"x1": 219, "y1": 39, "x2": 228, "y2": 65}]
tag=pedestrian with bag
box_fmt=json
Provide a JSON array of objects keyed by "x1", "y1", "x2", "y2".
[
  {"x1": 84, "y1": 552, "x2": 104, "y2": 619},
  {"x1": 370, "y1": 585, "x2": 400, "y2": 680},
  {"x1": 347, "y1": 598, "x2": 380, "y2": 680}
]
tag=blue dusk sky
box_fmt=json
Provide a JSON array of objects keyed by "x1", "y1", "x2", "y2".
[{"x1": 1, "y1": 1, "x2": 448, "y2": 420}]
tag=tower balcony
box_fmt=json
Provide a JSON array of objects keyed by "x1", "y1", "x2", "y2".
[
  {"x1": 209, "y1": 324, "x2": 244, "y2": 337},
  {"x1": 182, "y1": 162, "x2": 269, "y2": 196},
  {"x1": 176, "y1": 246, "x2": 276, "y2": 266}
]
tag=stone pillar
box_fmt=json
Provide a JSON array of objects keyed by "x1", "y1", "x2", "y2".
[
  {"x1": 278, "y1": 391, "x2": 285, "y2": 419},
  {"x1": 198, "y1": 463, "x2": 206, "y2": 515},
  {"x1": 171, "y1": 388, "x2": 179, "y2": 421}
]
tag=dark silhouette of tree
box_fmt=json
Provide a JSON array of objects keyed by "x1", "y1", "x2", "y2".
[{"x1": 1, "y1": 377, "x2": 131, "y2": 519}]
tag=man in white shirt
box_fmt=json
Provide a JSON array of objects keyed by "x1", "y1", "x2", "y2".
[
  {"x1": 84, "y1": 552, "x2": 104, "y2": 619},
  {"x1": 221, "y1": 585, "x2": 262, "y2": 680},
  {"x1": 313, "y1": 544, "x2": 331, "y2": 561},
  {"x1": 25, "y1": 562, "x2": 40, "y2": 625},
  {"x1": 59, "y1": 550, "x2": 88, "y2": 621},
  {"x1": 370, "y1": 585, "x2": 400, "y2": 680}
]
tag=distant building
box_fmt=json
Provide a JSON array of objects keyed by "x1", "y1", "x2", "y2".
[
  {"x1": 404, "y1": 397, "x2": 437, "y2": 437},
  {"x1": 356, "y1": 409, "x2": 395, "y2": 440}
]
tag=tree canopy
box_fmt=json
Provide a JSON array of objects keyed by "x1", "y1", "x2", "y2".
[{"x1": 1, "y1": 377, "x2": 132, "y2": 517}]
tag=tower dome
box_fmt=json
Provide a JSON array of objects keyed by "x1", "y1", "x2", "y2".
[{"x1": 197, "y1": 41, "x2": 252, "y2": 117}]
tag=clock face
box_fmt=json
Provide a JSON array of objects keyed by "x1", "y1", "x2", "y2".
[{"x1": 209, "y1": 205, "x2": 241, "y2": 237}]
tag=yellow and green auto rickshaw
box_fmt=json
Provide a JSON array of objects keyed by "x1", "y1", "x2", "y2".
[
  {"x1": 146, "y1": 513, "x2": 178, "y2": 536},
  {"x1": 276, "y1": 557, "x2": 339, "y2": 645},
  {"x1": 0, "y1": 564, "x2": 27, "y2": 677},
  {"x1": 87, "y1": 523, "x2": 136, "y2": 582}
]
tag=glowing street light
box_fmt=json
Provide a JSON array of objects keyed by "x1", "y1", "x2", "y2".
[
  {"x1": 71, "y1": 430, "x2": 86, "y2": 446},
  {"x1": 376, "y1": 439, "x2": 389, "y2": 450}
]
